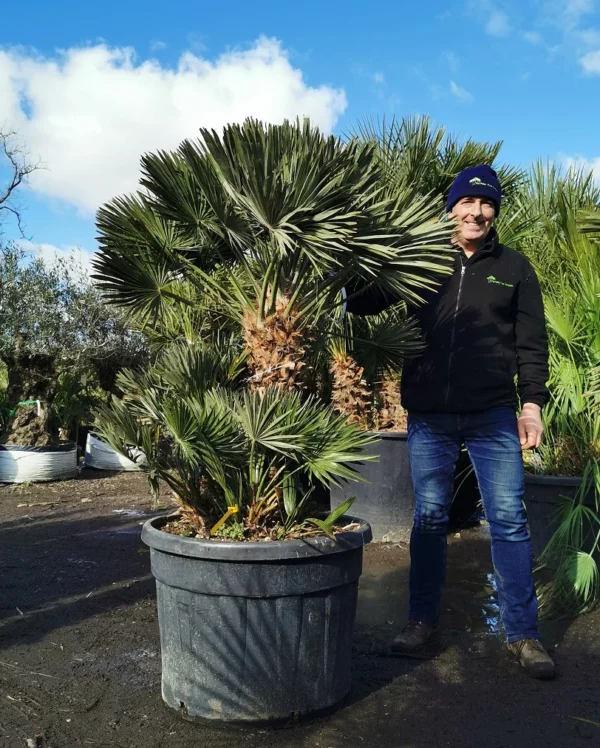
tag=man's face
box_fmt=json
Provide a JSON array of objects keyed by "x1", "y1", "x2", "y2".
[{"x1": 449, "y1": 196, "x2": 496, "y2": 245}]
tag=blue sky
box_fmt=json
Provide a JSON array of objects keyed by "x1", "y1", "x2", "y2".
[{"x1": 1, "y1": 0, "x2": 599, "y2": 264}]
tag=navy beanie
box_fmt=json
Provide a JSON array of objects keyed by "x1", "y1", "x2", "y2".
[{"x1": 446, "y1": 164, "x2": 502, "y2": 215}]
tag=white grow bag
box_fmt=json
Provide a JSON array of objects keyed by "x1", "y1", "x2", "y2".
[
  {"x1": 84, "y1": 433, "x2": 145, "y2": 472},
  {"x1": 0, "y1": 443, "x2": 78, "y2": 483}
]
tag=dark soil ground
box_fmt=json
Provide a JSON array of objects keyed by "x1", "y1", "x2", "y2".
[{"x1": 1, "y1": 472, "x2": 600, "y2": 748}]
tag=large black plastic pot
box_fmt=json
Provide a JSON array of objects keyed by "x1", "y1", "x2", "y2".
[
  {"x1": 330, "y1": 434, "x2": 482, "y2": 542},
  {"x1": 330, "y1": 432, "x2": 414, "y2": 542},
  {"x1": 141, "y1": 514, "x2": 372, "y2": 725},
  {"x1": 524, "y1": 474, "x2": 598, "y2": 562}
]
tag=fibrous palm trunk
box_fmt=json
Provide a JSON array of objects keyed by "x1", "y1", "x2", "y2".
[
  {"x1": 329, "y1": 352, "x2": 372, "y2": 429},
  {"x1": 376, "y1": 372, "x2": 407, "y2": 432},
  {"x1": 243, "y1": 299, "x2": 307, "y2": 392}
]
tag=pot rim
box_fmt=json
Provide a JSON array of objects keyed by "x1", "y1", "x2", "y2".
[
  {"x1": 524, "y1": 473, "x2": 582, "y2": 487},
  {"x1": 367, "y1": 430, "x2": 408, "y2": 440},
  {"x1": 142, "y1": 513, "x2": 373, "y2": 561},
  {"x1": 0, "y1": 441, "x2": 77, "y2": 453}
]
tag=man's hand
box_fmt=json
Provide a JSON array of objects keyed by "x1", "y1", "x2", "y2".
[{"x1": 517, "y1": 403, "x2": 543, "y2": 450}]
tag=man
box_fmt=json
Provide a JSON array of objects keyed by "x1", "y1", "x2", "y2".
[{"x1": 346, "y1": 164, "x2": 555, "y2": 679}]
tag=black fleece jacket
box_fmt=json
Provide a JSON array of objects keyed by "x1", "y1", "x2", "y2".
[{"x1": 346, "y1": 229, "x2": 549, "y2": 414}]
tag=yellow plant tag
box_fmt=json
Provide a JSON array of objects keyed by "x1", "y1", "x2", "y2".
[{"x1": 210, "y1": 505, "x2": 239, "y2": 536}]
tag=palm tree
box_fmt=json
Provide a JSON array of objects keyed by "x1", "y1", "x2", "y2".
[
  {"x1": 524, "y1": 200, "x2": 600, "y2": 616},
  {"x1": 92, "y1": 118, "x2": 454, "y2": 537},
  {"x1": 337, "y1": 115, "x2": 525, "y2": 429},
  {"x1": 352, "y1": 115, "x2": 524, "y2": 201},
  {"x1": 95, "y1": 119, "x2": 453, "y2": 394},
  {"x1": 513, "y1": 161, "x2": 600, "y2": 291},
  {"x1": 585, "y1": 207, "x2": 600, "y2": 419}
]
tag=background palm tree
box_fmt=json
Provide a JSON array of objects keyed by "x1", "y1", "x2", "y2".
[
  {"x1": 336, "y1": 115, "x2": 525, "y2": 429},
  {"x1": 510, "y1": 161, "x2": 600, "y2": 289},
  {"x1": 351, "y1": 115, "x2": 524, "y2": 201},
  {"x1": 514, "y1": 173, "x2": 600, "y2": 617}
]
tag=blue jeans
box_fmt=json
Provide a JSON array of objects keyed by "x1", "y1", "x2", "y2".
[{"x1": 407, "y1": 407, "x2": 540, "y2": 643}]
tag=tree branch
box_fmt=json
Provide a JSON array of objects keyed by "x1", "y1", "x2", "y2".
[
  {"x1": 0, "y1": 128, "x2": 44, "y2": 238},
  {"x1": 0, "y1": 204, "x2": 27, "y2": 238}
]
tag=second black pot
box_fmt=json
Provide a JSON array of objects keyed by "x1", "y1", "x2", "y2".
[{"x1": 330, "y1": 432, "x2": 414, "y2": 542}]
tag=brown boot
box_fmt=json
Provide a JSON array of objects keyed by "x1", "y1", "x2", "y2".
[
  {"x1": 390, "y1": 620, "x2": 441, "y2": 659},
  {"x1": 506, "y1": 639, "x2": 556, "y2": 680}
]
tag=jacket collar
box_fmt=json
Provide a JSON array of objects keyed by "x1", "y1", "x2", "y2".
[
  {"x1": 456, "y1": 226, "x2": 499, "y2": 262},
  {"x1": 481, "y1": 226, "x2": 499, "y2": 254}
]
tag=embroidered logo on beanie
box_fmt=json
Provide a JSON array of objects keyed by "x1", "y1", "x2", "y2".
[{"x1": 470, "y1": 176, "x2": 497, "y2": 190}]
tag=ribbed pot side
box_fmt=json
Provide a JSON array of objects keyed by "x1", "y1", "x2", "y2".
[{"x1": 141, "y1": 515, "x2": 373, "y2": 725}]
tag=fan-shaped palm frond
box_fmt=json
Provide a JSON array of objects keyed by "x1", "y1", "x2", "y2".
[
  {"x1": 588, "y1": 365, "x2": 600, "y2": 413},
  {"x1": 538, "y1": 549, "x2": 600, "y2": 618},
  {"x1": 579, "y1": 209, "x2": 600, "y2": 236},
  {"x1": 351, "y1": 115, "x2": 524, "y2": 206},
  {"x1": 349, "y1": 306, "x2": 422, "y2": 380},
  {"x1": 95, "y1": 376, "x2": 376, "y2": 537},
  {"x1": 94, "y1": 118, "x2": 453, "y2": 392}
]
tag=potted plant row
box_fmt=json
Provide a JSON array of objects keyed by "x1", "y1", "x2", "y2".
[
  {"x1": 518, "y1": 180, "x2": 600, "y2": 616},
  {"x1": 0, "y1": 244, "x2": 149, "y2": 483}
]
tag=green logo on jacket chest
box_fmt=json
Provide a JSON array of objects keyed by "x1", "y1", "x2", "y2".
[{"x1": 487, "y1": 274, "x2": 513, "y2": 288}]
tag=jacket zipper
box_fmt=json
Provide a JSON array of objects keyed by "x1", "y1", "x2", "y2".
[{"x1": 444, "y1": 260, "x2": 466, "y2": 408}]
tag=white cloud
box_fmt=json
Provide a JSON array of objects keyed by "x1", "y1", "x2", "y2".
[
  {"x1": 580, "y1": 48, "x2": 600, "y2": 72},
  {"x1": 523, "y1": 31, "x2": 543, "y2": 45},
  {"x1": 441, "y1": 51, "x2": 460, "y2": 73},
  {"x1": 18, "y1": 240, "x2": 96, "y2": 274},
  {"x1": 449, "y1": 80, "x2": 474, "y2": 102},
  {"x1": 485, "y1": 10, "x2": 511, "y2": 37},
  {"x1": 578, "y1": 28, "x2": 600, "y2": 46},
  {"x1": 0, "y1": 38, "x2": 347, "y2": 216},
  {"x1": 561, "y1": 153, "x2": 600, "y2": 180},
  {"x1": 466, "y1": 1, "x2": 511, "y2": 37},
  {"x1": 150, "y1": 40, "x2": 167, "y2": 52},
  {"x1": 533, "y1": 2, "x2": 600, "y2": 73},
  {"x1": 372, "y1": 71, "x2": 385, "y2": 85},
  {"x1": 564, "y1": 0, "x2": 594, "y2": 22}
]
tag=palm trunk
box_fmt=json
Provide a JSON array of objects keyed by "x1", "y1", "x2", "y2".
[
  {"x1": 243, "y1": 300, "x2": 307, "y2": 392},
  {"x1": 329, "y1": 352, "x2": 372, "y2": 429},
  {"x1": 376, "y1": 372, "x2": 407, "y2": 431}
]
